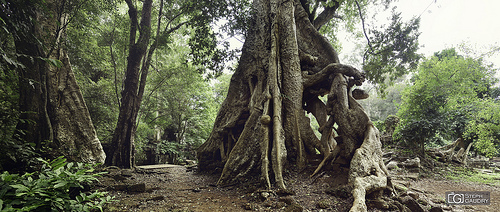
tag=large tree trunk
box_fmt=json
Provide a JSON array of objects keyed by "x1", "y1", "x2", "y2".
[
  {"x1": 197, "y1": 0, "x2": 388, "y2": 210},
  {"x1": 105, "y1": 0, "x2": 153, "y2": 168},
  {"x1": 13, "y1": 0, "x2": 105, "y2": 163}
]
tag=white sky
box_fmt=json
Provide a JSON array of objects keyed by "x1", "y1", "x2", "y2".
[
  {"x1": 395, "y1": 0, "x2": 500, "y2": 64},
  {"x1": 334, "y1": 0, "x2": 500, "y2": 80}
]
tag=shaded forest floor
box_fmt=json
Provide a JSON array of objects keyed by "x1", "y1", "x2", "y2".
[{"x1": 97, "y1": 157, "x2": 500, "y2": 212}]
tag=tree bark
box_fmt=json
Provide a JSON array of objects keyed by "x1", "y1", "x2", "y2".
[
  {"x1": 198, "y1": 0, "x2": 389, "y2": 210},
  {"x1": 13, "y1": 0, "x2": 105, "y2": 163},
  {"x1": 105, "y1": 0, "x2": 153, "y2": 168}
]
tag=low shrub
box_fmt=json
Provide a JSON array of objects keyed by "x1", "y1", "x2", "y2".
[{"x1": 0, "y1": 156, "x2": 113, "y2": 211}]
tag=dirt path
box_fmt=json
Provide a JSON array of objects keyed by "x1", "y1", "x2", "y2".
[
  {"x1": 100, "y1": 165, "x2": 248, "y2": 211},
  {"x1": 98, "y1": 164, "x2": 500, "y2": 211}
]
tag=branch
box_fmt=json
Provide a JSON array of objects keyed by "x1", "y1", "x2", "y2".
[
  {"x1": 45, "y1": 0, "x2": 84, "y2": 58},
  {"x1": 355, "y1": 0, "x2": 373, "y2": 53},
  {"x1": 124, "y1": 0, "x2": 138, "y2": 46},
  {"x1": 313, "y1": 5, "x2": 340, "y2": 30},
  {"x1": 165, "y1": 9, "x2": 186, "y2": 31},
  {"x1": 108, "y1": 27, "x2": 121, "y2": 108},
  {"x1": 354, "y1": 0, "x2": 375, "y2": 66},
  {"x1": 303, "y1": 63, "x2": 365, "y2": 88},
  {"x1": 164, "y1": 21, "x2": 188, "y2": 37}
]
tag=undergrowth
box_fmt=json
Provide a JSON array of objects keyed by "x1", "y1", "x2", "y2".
[
  {"x1": 0, "y1": 156, "x2": 113, "y2": 211},
  {"x1": 446, "y1": 166, "x2": 500, "y2": 186}
]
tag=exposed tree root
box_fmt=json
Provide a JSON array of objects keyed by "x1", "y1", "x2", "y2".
[
  {"x1": 309, "y1": 72, "x2": 388, "y2": 211},
  {"x1": 349, "y1": 125, "x2": 388, "y2": 212},
  {"x1": 428, "y1": 138, "x2": 471, "y2": 165},
  {"x1": 199, "y1": 3, "x2": 389, "y2": 209}
]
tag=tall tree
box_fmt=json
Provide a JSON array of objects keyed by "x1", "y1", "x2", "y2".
[
  {"x1": 105, "y1": 0, "x2": 235, "y2": 168},
  {"x1": 1, "y1": 0, "x2": 106, "y2": 164},
  {"x1": 105, "y1": 0, "x2": 154, "y2": 168},
  {"x1": 197, "y1": 0, "x2": 419, "y2": 211}
]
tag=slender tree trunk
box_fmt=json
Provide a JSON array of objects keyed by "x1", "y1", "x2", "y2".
[
  {"x1": 13, "y1": 0, "x2": 105, "y2": 163},
  {"x1": 105, "y1": 0, "x2": 153, "y2": 168}
]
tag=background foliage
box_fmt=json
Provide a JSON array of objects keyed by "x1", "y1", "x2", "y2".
[{"x1": 395, "y1": 48, "x2": 499, "y2": 155}]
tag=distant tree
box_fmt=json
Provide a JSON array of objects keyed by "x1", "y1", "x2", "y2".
[
  {"x1": 362, "y1": 12, "x2": 422, "y2": 92},
  {"x1": 66, "y1": 5, "x2": 127, "y2": 145},
  {"x1": 105, "y1": 0, "x2": 240, "y2": 168},
  {"x1": 358, "y1": 83, "x2": 405, "y2": 123},
  {"x1": 138, "y1": 36, "x2": 220, "y2": 163},
  {"x1": 396, "y1": 48, "x2": 498, "y2": 155},
  {"x1": 464, "y1": 99, "x2": 500, "y2": 157}
]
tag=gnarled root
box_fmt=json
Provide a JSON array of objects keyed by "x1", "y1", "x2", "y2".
[
  {"x1": 428, "y1": 138, "x2": 471, "y2": 165},
  {"x1": 349, "y1": 125, "x2": 389, "y2": 212},
  {"x1": 310, "y1": 142, "x2": 341, "y2": 177}
]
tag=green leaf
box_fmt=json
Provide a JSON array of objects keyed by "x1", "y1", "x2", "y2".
[
  {"x1": 49, "y1": 156, "x2": 67, "y2": 170},
  {"x1": 9, "y1": 184, "x2": 28, "y2": 191},
  {"x1": 54, "y1": 181, "x2": 67, "y2": 189},
  {"x1": 15, "y1": 192, "x2": 27, "y2": 197},
  {"x1": 39, "y1": 57, "x2": 63, "y2": 68}
]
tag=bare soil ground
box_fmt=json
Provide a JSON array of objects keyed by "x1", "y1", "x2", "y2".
[{"x1": 96, "y1": 162, "x2": 500, "y2": 212}]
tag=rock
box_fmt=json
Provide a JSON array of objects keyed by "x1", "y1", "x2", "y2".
[
  {"x1": 441, "y1": 205, "x2": 452, "y2": 210},
  {"x1": 275, "y1": 201, "x2": 286, "y2": 209},
  {"x1": 367, "y1": 198, "x2": 389, "y2": 210},
  {"x1": 147, "y1": 195, "x2": 164, "y2": 201},
  {"x1": 407, "y1": 191, "x2": 419, "y2": 200},
  {"x1": 112, "y1": 174, "x2": 127, "y2": 181},
  {"x1": 393, "y1": 184, "x2": 408, "y2": 193},
  {"x1": 260, "y1": 191, "x2": 270, "y2": 200},
  {"x1": 405, "y1": 173, "x2": 419, "y2": 180},
  {"x1": 429, "y1": 206, "x2": 444, "y2": 212},
  {"x1": 284, "y1": 203, "x2": 303, "y2": 212},
  {"x1": 431, "y1": 198, "x2": 445, "y2": 204},
  {"x1": 383, "y1": 151, "x2": 395, "y2": 158},
  {"x1": 242, "y1": 203, "x2": 255, "y2": 210},
  {"x1": 399, "y1": 196, "x2": 425, "y2": 212},
  {"x1": 317, "y1": 200, "x2": 330, "y2": 209},
  {"x1": 113, "y1": 184, "x2": 128, "y2": 191},
  {"x1": 325, "y1": 185, "x2": 352, "y2": 198},
  {"x1": 386, "y1": 161, "x2": 399, "y2": 170},
  {"x1": 121, "y1": 169, "x2": 134, "y2": 177},
  {"x1": 277, "y1": 188, "x2": 296, "y2": 196},
  {"x1": 480, "y1": 169, "x2": 493, "y2": 174},
  {"x1": 279, "y1": 196, "x2": 296, "y2": 205},
  {"x1": 185, "y1": 159, "x2": 196, "y2": 165},
  {"x1": 352, "y1": 88, "x2": 369, "y2": 99},
  {"x1": 128, "y1": 183, "x2": 146, "y2": 192},
  {"x1": 401, "y1": 157, "x2": 420, "y2": 168}
]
